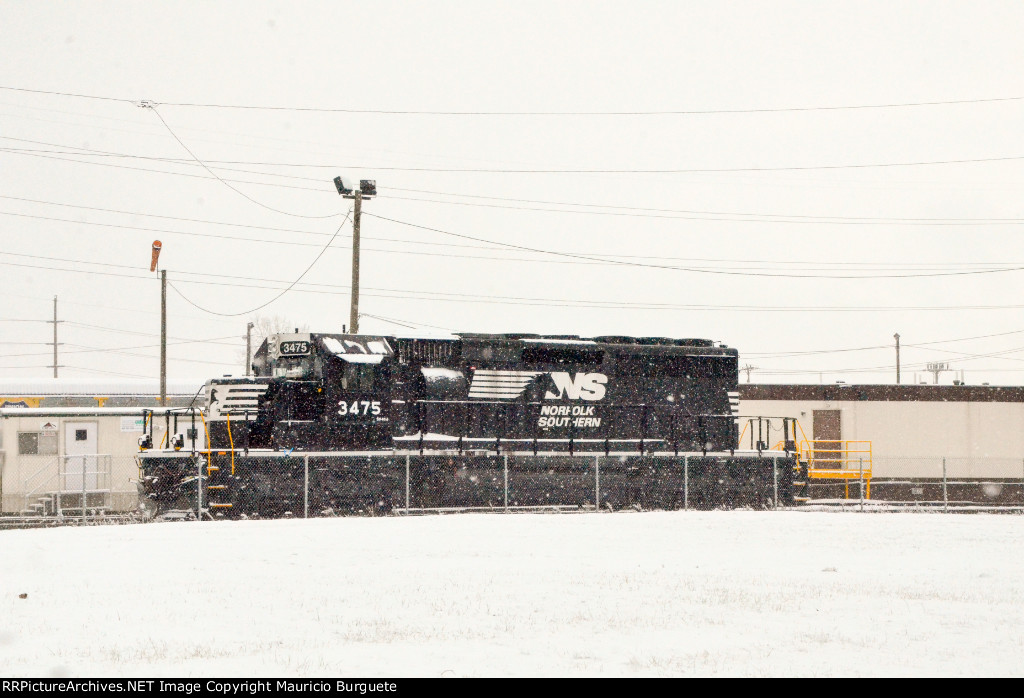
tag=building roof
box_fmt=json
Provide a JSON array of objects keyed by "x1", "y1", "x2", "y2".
[
  {"x1": 739, "y1": 384, "x2": 1024, "y2": 403},
  {"x1": 0, "y1": 378, "x2": 208, "y2": 397}
]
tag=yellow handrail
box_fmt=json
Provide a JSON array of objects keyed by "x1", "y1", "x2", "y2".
[
  {"x1": 799, "y1": 438, "x2": 873, "y2": 499},
  {"x1": 226, "y1": 412, "x2": 236, "y2": 476}
]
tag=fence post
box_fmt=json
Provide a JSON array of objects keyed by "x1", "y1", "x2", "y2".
[
  {"x1": 55, "y1": 456, "x2": 62, "y2": 517},
  {"x1": 773, "y1": 457, "x2": 778, "y2": 509},
  {"x1": 405, "y1": 455, "x2": 410, "y2": 514},
  {"x1": 303, "y1": 455, "x2": 309, "y2": 519},
  {"x1": 82, "y1": 456, "x2": 87, "y2": 524},
  {"x1": 684, "y1": 455, "x2": 689, "y2": 510},
  {"x1": 595, "y1": 455, "x2": 600, "y2": 511},
  {"x1": 859, "y1": 458, "x2": 864, "y2": 512},
  {"x1": 503, "y1": 455, "x2": 509, "y2": 511},
  {"x1": 942, "y1": 457, "x2": 948, "y2": 513},
  {"x1": 196, "y1": 455, "x2": 202, "y2": 523}
]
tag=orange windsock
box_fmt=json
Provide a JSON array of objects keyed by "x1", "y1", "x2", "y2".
[{"x1": 150, "y1": 240, "x2": 162, "y2": 272}]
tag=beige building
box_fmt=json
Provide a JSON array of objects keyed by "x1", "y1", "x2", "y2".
[
  {"x1": 0, "y1": 380, "x2": 201, "y2": 515},
  {"x1": 739, "y1": 384, "x2": 1024, "y2": 480}
]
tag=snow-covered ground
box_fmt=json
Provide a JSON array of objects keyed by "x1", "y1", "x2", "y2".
[{"x1": 1, "y1": 510, "x2": 1023, "y2": 677}]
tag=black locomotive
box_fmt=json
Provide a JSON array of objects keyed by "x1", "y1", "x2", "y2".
[
  {"x1": 209, "y1": 332, "x2": 741, "y2": 453},
  {"x1": 138, "y1": 332, "x2": 796, "y2": 517}
]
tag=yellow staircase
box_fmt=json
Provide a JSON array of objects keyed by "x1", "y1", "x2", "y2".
[
  {"x1": 759, "y1": 419, "x2": 872, "y2": 502},
  {"x1": 798, "y1": 438, "x2": 873, "y2": 499}
]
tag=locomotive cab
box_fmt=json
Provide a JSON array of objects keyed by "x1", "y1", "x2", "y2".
[{"x1": 251, "y1": 333, "x2": 394, "y2": 450}]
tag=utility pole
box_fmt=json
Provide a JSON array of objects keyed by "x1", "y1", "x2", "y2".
[
  {"x1": 245, "y1": 322, "x2": 254, "y2": 376},
  {"x1": 160, "y1": 269, "x2": 167, "y2": 403},
  {"x1": 334, "y1": 177, "x2": 376, "y2": 335},
  {"x1": 741, "y1": 364, "x2": 757, "y2": 383},
  {"x1": 894, "y1": 333, "x2": 900, "y2": 385},
  {"x1": 350, "y1": 190, "x2": 361, "y2": 334},
  {"x1": 51, "y1": 295, "x2": 58, "y2": 378}
]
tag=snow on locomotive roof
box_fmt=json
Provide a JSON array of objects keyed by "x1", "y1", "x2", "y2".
[
  {"x1": 451, "y1": 333, "x2": 719, "y2": 347},
  {"x1": 520, "y1": 338, "x2": 597, "y2": 345}
]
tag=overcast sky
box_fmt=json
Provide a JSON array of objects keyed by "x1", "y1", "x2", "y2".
[{"x1": 1, "y1": 1, "x2": 1023, "y2": 387}]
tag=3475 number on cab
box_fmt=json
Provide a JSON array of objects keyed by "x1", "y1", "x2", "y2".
[{"x1": 338, "y1": 400, "x2": 382, "y2": 416}]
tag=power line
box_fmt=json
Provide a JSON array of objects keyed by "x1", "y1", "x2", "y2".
[
  {"x1": 7, "y1": 140, "x2": 1024, "y2": 226},
  {"x1": 386, "y1": 187, "x2": 1024, "y2": 224},
  {"x1": 1, "y1": 247, "x2": 1021, "y2": 312},
  {"x1": 9, "y1": 211, "x2": 1022, "y2": 278},
  {"x1": 0, "y1": 136, "x2": 326, "y2": 184},
  {"x1": 166, "y1": 209, "x2": 353, "y2": 317},
  {"x1": 64, "y1": 343, "x2": 239, "y2": 367},
  {"x1": 59, "y1": 365, "x2": 155, "y2": 379},
  {"x1": 143, "y1": 103, "x2": 339, "y2": 219},
  {"x1": 0, "y1": 193, "x2": 333, "y2": 234},
  {"x1": 3, "y1": 255, "x2": 1024, "y2": 314},
  {"x1": 4, "y1": 84, "x2": 1023, "y2": 115},
  {"x1": 901, "y1": 344, "x2": 1024, "y2": 364},
  {"x1": 755, "y1": 344, "x2": 1024, "y2": 376},
  {"x1": 359, "y1": 312, "x2": 456, "y2": 333},
  {"x1": 278, "y1": 154, "x2": 1024, "y2": 174},
  {"x1": 9, "y1": 157, "x2": 1024, "y2": 227},
  {"x1": 65, "y1": 322, "x2": 238, "y2": 346},
  {"x1": 746, "y1": 328, "x2": 1024, "y2": 358},
  {"x1": 0, "y1": 147, "x2": 327, "y2": 193},
  {"x1": 5, "y1": 130, "x2": 1024, "y2": 177},
  {"x1": 0, "y1": 86, "x2": 132, "y2": 105},
  {"x1": 0, "y1": 336, "x2": 238, "y2": 360},
  {"x1": 0, "y1": 199, "x2": 530, "y2": 256},
  {"x1": 364, "y1": 212, "x2": 1024, "y2": 280},
  {"x1": 7, "y1": 197, "x2": 1024, "y2": 268},
  {"x1": 383, "y1": 192, "x2": 1024, "y2": 226}
]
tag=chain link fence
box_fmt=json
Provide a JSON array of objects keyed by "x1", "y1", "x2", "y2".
[
  {"x1": 20, "y1": 452, "x2": 1024, "y2": 521},
  {"x1": 5, "y1": 453, "x2": 144, "y2": 524},
  {"x1": 138, "y1": 452, "x2": 794, "y2": 520},
  {"x1": 807, "y1": 456, "x2": 1024, "y2": 509}
]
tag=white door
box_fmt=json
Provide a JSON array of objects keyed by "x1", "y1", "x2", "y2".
[{"x1": 64, "y1": 422, "x2": 98, "y2": 490}]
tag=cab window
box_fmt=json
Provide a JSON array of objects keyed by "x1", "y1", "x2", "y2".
[
  {"x1": 272, "y1": 356, "x2": 314, "y2": 379},
  {"x1": 340, "y1": 364, "x2": 375, "y2": 392}
]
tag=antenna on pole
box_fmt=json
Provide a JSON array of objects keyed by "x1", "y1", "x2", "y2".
[{"x1": 926, "y1": 362, "x2": 951, "y2": 385}]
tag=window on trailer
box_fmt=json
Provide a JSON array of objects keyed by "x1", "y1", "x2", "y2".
[{"x1": 18, "y1": 431, "x2": 57, "y2": 455}]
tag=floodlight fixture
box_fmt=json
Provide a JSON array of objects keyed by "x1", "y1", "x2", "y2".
[
  {"x1": 333, "y1": 176, "x2": 354, "y2": 197},
  {"x1": 359, "y1": 179, "x2": 377, "y2": 197}
]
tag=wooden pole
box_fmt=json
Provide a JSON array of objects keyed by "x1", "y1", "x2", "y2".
[
  {"x1": 160, "y1": 270, "x2": 167, "y2": 403},
  {"x1": 52, "y1": 295, "x2": 58, "y2": 378},
  {"x1": 349, "y1": 190, "x2": 362, "y2": 333}
]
